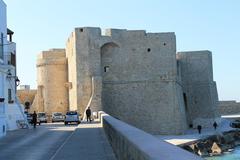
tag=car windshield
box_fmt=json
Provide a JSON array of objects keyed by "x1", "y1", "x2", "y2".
[
  {"x1": 66, "y1": 112, "x2": 77, "y2": 115},
  {"x1": 54, "y1": 113, "x2": 62, "y2": 116},
  {"x1": 38, "y1": 113, "x2": 46, "y2": 117}
]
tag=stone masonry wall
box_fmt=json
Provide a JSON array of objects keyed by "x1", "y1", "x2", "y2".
[
  {"x1": 101, "y1": 29, "x2": 187, "y2": 135},
  {"x1": 17, "y1": 89, "x2": 37, "y2": 113},
  {"x1": 177, "y1": 51, "x2": 219, "y2": 128},
  {"x1": 36, "y1": 49, "x2": 69, "y2": 116},
  {"x1": 218, "y1": 101, "x2": 240, "y2": 115},
  {"x1": 101, "y1": 112, "x2": 203, "y2": 160},
  {"x1": 66, "y1": 27, "x2": 188, "y2": 134},
  {"x1": 63, "y1": 27, "x2": 219, "y2": 135},
  {"x1": 66, "y1": 33, "x2": 78, "y2": 112}
]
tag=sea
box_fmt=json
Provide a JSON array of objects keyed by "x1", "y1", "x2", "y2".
[{"x1": 205, "y1": 147, "x2": 240, "y2": 160}]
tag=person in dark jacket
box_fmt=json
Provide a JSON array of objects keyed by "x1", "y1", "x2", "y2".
[
  {"x1": 197, "y1": 125, "x2": 202, "y2": 134},
  {"x1": 86, "y1": 107, "x2": 92, "y2": 123},
  {"x1": 32, "y1": 111, "x2": 37, "y2": 128},
  {"x1": 213, "y1": 121, "x2": 218, "y2": 130}
]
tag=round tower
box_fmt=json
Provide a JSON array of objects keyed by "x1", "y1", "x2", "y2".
[{"x1": 36, "y1": 49, "x2": 69, "y2": 118}]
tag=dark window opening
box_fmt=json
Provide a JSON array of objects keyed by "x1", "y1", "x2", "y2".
[
  {"x1": 0, "y1": 33, "x2": 3, "y2": 59},
  {"x1": 11, "y1": 53, "x2": 16, "y2": 66},
  {"x1": 25, "y1": 101, "x2": 30, "y2": 111},
  {"x1": 80, "y1": 28, "x2": 83, "y2": 32},
  {"x1": 104, "y1": 66, "x2": 109, "y2": 72},
  {"x1": 147, "y1": 48, "x2": 151, "y2": 52},
  {"x1": 8, "y1": 89, "x2": 13, "y2": 103},
  {"x1": 163, "y1": 42, "x2": 166, "y2": 46},
  {"x1": 177, "y1": 61, "x2": 180, "y2": 76},
  {"x1": 183, "y1": 93, "x2": 188, "y2": 111}
]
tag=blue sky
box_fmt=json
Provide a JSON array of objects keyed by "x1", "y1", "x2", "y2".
[{"x1": 4, "y1": 0, "x2": 240, "y2": 101}]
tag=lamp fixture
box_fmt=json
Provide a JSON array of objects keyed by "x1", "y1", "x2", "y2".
[{"x1": 6, "y1": 70, "x2": 20, "y2": 86}]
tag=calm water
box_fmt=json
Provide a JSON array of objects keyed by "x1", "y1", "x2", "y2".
[{"x1": 205, "y1": 147, "x2": 240, "y2": 160}]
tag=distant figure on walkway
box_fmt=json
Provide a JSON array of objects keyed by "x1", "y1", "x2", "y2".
[
  {"x1": 32, "y1": 111, "x2": 37, "y2": 128},
  {"x1": 86, "y1": 107, "x2": 92, "y2": 123},
  {"x1": 197, "y1": 125, "x2": 202, "y2": 134},
  {"x1": 213, "y1": 121, "x2": 218, "y2": 130}
]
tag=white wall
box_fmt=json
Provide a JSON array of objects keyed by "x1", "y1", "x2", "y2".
[
  {"x1": 0, "y1": 0, "x2": 25, "y2": 137},
  {"x1": 0, "y1": 0, "x2": 7, "y2": 63},
  {"x1": 0, "y1": 0, "x2": 7, "y2": 138}
]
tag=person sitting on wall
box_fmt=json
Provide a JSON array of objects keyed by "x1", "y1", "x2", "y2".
[{"x1": 86, "y1": 107, "x2": 92, "y2": 123}]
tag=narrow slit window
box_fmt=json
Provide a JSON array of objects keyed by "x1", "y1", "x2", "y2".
[
  {"x1": 104, "y1": 66, "x2": 109, "y2": 72},
  {"x1": 0, "y1": 33, "x2": 3, "y2": 59},
  {"x1": 8, "y1": 89, "x2": 12, "y2": 103}
]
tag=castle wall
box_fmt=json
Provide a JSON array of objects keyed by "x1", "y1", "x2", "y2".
[
  {"x1": 67, "y1": 28, "x2": 103, "y2": 116},
  {"x1": 66, "y1": 27, "x2": 188, "y2": 134},
  {"x1": 17, "y1": 89, "x2": 37, "y2": 113},
  {"x1": 101, "y1": 29, "x2": 187, "y2": 135},
  {"x1": 177, "y1": 51, "x2": 219, "y2": 128},
  {"x1": 218, "y1": 101, "x2": 240, "y2": 115},
  {"x1": 66, "y1": 33, "x2": 78, "y2": 112},
  {"x1": 36, "y1": 49, "x2": 69, "y2": 116}
]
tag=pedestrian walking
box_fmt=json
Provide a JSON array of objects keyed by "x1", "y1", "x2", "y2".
[
  {"x1": 32, "y1": 111, "x2": 37, "y2": 128},
  {"x1": 197, "y1": 125, "x2": 202, "y2": 134},
  {"x1": 86, "y1": 107, "x2": 92, "y2": 123},
  {"x1": 213, "y1": 121, "x2": 218, "y2": 130}
]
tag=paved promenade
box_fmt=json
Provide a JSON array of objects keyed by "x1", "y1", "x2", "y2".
[
  {"x1": 0, "y1": 122, "x2": 116, "y2": 160},
  {"x1": 51, "y1": 122, "x2": 116, "y2": 160},
  {"x1": 156, "y1": 119, "x2": 234, "y2": 145}
]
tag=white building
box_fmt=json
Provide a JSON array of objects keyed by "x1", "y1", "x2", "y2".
[
  {"x1": 0, "y1": 0, "x2": 26, "y2": 138},
  {"x1": 0, "y1": 0, "x2": 8, "y2": 137}
]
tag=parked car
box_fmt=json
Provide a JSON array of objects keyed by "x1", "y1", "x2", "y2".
[
  {"x1": 37, "y1": 112, "x2": 47, "y2": 123},
  {"x1": 64, "y1": 111, "x2": 80, "y2": 125},
  {"x1": 26, "y1": 113, "x2": 40, "y2": 125},
  {"x1": 52, "y1": 112, "x2": 64, "y2": 123},
  {"x1": 230, "y1": 120, "x2": 240, "y2": 128}
]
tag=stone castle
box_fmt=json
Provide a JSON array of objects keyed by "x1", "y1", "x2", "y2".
[{"x1": 18, "y1": 27, "x2": 219, "y2": 135}]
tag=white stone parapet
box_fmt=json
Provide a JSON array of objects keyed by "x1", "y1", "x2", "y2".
[{"x1": 100, "y1": 112, "x2": 203, "y2": 160}]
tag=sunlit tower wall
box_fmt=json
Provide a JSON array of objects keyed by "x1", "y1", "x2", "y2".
[{"x1": 36, "y1": 49, "x2": 69, "y2": 117}]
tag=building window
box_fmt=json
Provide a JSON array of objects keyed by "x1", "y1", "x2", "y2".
[
  {"x1": 8, "y1": 89, "x2": 13, "y2": 103},
  {"x1": 2, "y1": 125, "x2": 5, "y2": 133},
  {"x1": 0, "y1": 33, "x2": 3, "y2": 60},
  {"x1": 104, "y1": 66, "x2": 109, "y2": 72},
  {"x1": 183, "y1": 93, "x2": 188, "y2": 111},
  {"x1": 10, "y1": 52, "x2": 16, "y2": 66}
]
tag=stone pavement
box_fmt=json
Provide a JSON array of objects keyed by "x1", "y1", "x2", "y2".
[
  {"x1": 50, "y1": 121, "x2": 116, "y2": 160},
  {"x1": 156, "y1": 118, "x2": 234, "y2": 145},
  {"x1": 0, "y1": 123, "x2": 76, "y2": 160},
  {"x1": 0, "y1": 122, "x2": 116, "y2": 160}
]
